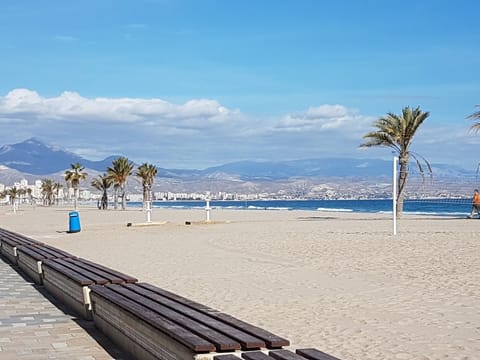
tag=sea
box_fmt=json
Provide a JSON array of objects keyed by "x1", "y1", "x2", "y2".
[{"x1": 127, "y1": 199, "x2": 473, "y2": 217}]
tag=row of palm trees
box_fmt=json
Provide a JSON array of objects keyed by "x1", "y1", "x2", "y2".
[
  {"x1": 39, "y1": 179, "x2": 63, "y2": 206},
  {"x1": 63, "y1": 157, "x2": 157, "y2": 211},
  {"x1": 361, "y1": 105, "x2": 480, "y2": 217},
  {"x1": 0, "y1": 186, "x2": 32, "y2": 205}
]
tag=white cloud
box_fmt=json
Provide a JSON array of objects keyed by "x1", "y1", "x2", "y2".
[
  {"x1": 275, "y1": 104, "x2": 372, "y2": 133},
  {"x1": 0, "y1": 89, "x2": 239, "y2": 129},
  {"x1": 0, "y1": 89, "x2": 475, "y2": 169}
]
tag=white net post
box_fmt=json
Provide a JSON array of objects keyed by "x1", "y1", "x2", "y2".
[
  {"x1": 146, "y1": 200, "x2": 152, "y2": 222},
  {"x1": 205, "y1": 199, "x2": 211, "y2": 222}
]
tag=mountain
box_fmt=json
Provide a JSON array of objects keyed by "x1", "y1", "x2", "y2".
[
  {"x1": 0, "y1": 138, "x2": 122, "y2": 175},
  {"x1": 206, "y1": 158, "x2": 396, "y2": 179},
  {"x1": 0, "y1": 138, "x2": 474, "y2": 184}
]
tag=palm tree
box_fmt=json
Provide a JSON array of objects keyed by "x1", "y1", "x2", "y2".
[
  {"x1": 64, "y1": 163, "x2": 88, "y2": 210},
  {"x1": 41, "y1": 179, "x2": 55, "y2": 206},
  {"x1": 5, "y1": 186, "x2": 20, "y2": 206},
  {"x1": 91, "y1": 174, "x2": 113, "y2": 210},
  {"x1": 107, "y1": 157, "x2": 134, "y2": 210},
  {"x1": 467, "y1": 105, "x2": 480, "y2": 131},
  {"x1": 26, "y1": 188, "x2": 33, "y2": 204},
  {"x1": 53, "y1": 182, "x2": 63, "y2": 205},
  {"x1": 360, "y1": 106, "x2": 431, "y2": 216},
  {"x1": 18, "y1": 188, "x2": 26, "y2": 204},
  {"x1": 136, "y1": 163, "x2": 158, "y2": 209}
]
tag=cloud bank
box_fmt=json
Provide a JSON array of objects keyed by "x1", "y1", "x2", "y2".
[{"x1": 0, "y1": 89, "x2": 472, "y2": 169}]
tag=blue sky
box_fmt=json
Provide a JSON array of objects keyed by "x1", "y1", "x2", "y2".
[{"x1": 0, "y1": 0, "x2": 479, "y2": 169}]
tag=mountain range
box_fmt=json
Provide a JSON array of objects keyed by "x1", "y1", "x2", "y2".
[{"x1": 0, "y1": 138, "x2": 474, "y2": 189}]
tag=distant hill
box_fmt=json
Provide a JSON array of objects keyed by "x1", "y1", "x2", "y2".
[
  {"x1": 0, "y1": 138, "x2": 474, "y2": 184},
  {"x1": 0, "y1": 138, "x2": 121, "y2": 175}
]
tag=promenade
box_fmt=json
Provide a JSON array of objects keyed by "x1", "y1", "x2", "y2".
[{"x1": 0, "y1": 256, "x2": 128, "y2": 360}]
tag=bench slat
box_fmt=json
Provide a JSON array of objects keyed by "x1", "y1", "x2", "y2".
[
  {"x1": 42, "y1": 259, "x2": 98, "y2": 286},
  {"x1": 296, "y1": 348, "x2": 341, "y2": 360},
  {"x1": 61, "y1": 258, "x2": 128, "y2": 284},
  {"x1": 76, "y1": 257, "x2": 137, "y2": 283},
  {"x1": 0, "y1": 231, "x2": 43, "y2": 247},
  {"x1": 107, "y1": 284, "x2": 241, "y2": 351},
  {"x1": 53, "y1": 258, "x2": 113, "y2": 284},
  {"x1": 242, "y1": 351, "x2": 274, "y2": 359},
  {"x1": 90, "y1": 284, "x2": 216, "y2": 352},
  {"x1": 124, "y1": 283, "x2": 265, "y2": 350},
  {"x1": 137, "y1": 282, "x2": 290, "y2": 348},
  {"x1": 269, "y1": 350, "x2": 306, "y2": 360},
  {"x1": 18, "y1": 245, "x2": 73, "y2": 260}
]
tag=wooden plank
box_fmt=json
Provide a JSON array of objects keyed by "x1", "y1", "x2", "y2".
[
  {"x1": 123, "y1": 283, "x2": 265, "y2": 350},
  {"x1": 18, "y1": 245, "x2": 71, "y2": 260},
  {"x1": 42, "y1": 259, "x2": 96, "y2": 286},
  {"x1": 0, "y1": 229, "x2": 43, "y2": 246},
  {"x1": 74, "y1": 257, "x2": 137, "y2": 283},
  {"x1": 38, "y1": 245, "x2": 74, "y2": 258},
  {"x1": 296, "y1": 348, "x2": 341, "y2": 360},
  {"x1": 107, "y1": 284, "x2": 241, "y2": 351},
  {"x1": 269, "y1": 350, "x2": 306, "y2": 360},
  {"x1": 62, "y1": 258, "x2": 126, "y2": 284},
  {"x1": 0, "y1": 233, "x2": 42, "y2": 247},
  {"x1": 242, "y1": 351, "x2": 275, "y2": 359},
  {"x1": 137, "y1": 283, "x2": 290, "y2": 348},
  {"x1": 90, "y1": 285, "x2": 216, "y2": 353},
  {"x1": 52, "y1": 258, "x2": 110, "y2": 285}
]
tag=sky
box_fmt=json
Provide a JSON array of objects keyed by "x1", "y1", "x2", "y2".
[{"x1": 0, "y1": 0, "x2": 479, "y2": 170}]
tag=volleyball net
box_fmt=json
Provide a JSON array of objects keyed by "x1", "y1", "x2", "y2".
[{"x1": 401, "y1": 166, "x2": 476, "y2": 205}]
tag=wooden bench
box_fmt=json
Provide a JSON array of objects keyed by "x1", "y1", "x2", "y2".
[
  {"x1": 42, "y1": 257, "x2": 138, "y2": 319},
  {"x1": 214, "y1": 348, "x2": 340, "y2": 359},
  {"x1": 0, "y1": 228, "x2": 44, "y2": 265},
  {"x1": 17, "y1": 244, "x2": 75, "y2": 284},
  {"x1": 89, "y1": 282, "x2": 290, "y2": 360}
]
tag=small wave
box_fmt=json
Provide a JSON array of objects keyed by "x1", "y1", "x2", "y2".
[
  {"x1": 317, "y1": 207, "x2": 353, "y2": 212},
  {"x1": 247, "y1": 205, "x2": 291, "y2": 210}
]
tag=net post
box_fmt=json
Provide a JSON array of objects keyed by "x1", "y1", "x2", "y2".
[{"x1": 393, "y1": 156, "x2": 398, "y2": 235}]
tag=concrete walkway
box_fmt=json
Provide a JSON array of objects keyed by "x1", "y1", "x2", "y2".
[{"x1": 0, "y1": 256, "x2": 130, "y2": 359}]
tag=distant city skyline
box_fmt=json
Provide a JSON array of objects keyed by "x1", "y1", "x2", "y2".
[{"x1": 0, "y1": 1, "x2": 479, "y2": 170}]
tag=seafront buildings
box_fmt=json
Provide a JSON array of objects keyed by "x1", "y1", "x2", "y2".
[{"x1": 0, "y1": 175, "x2": 471, "y2": 204}]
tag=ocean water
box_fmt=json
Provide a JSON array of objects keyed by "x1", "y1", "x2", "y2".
[{"x1": 127, "y1": 199, "x2": 473, "y2": 217}]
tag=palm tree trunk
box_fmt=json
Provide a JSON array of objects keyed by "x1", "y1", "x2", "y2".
[
  {"x1": 102, "y1": 190, "x2": 108, "y2": 210},
  {"x1": 396, "y1": 156, "x2": 409, "y2": 217},
  {"x1": 113, "y1": 188, "x2": 118, "y2": 210},
  {"x1": 74, "y1": 186, "x2": 78, "y2": 211},
  {"x1": 121, "y1": 185, "x2": 126, "y2": 210}
]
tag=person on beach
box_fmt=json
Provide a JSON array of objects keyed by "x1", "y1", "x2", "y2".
[{"x1": 468, "y1": 189, "x2": 480, "y2": 218}]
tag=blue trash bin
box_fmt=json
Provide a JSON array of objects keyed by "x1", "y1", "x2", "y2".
[{"x1": 69, "y1": 211, "x2": 81, "y2": 233}]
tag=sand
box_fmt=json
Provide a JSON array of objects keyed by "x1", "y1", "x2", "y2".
[{"x1": 1, "y1": 204, "x2": 479, "y2": 359}]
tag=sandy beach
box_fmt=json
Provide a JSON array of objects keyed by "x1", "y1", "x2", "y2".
[{"x1": 1, "y1": 204, "x2": 479, "y2": 360}]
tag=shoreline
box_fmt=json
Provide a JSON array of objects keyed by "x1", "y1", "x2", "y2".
[{"x1": 1, "y1": 205, "x2": 479, "y2": 359}]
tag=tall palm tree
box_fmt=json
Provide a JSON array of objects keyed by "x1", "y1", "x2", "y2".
[
  {"x1": 136, "y1": 163, "x2": 158, "y2": 209},
  {"x1": 64, "y1": 163, "x2": 88, "y2": 210},
  {"x1": 360, "y1": 106, "x2": 431, "y2": 216},
  {"x1": 91, "y1": 174, "x2": 113, "y2": 210},
  {"x1": 467, "y1": 105, "x2": 480, "y2": 131},
  {"x1": 41, "y1": 179, "x2": 55, "y2": 206},
  {"x1": 107, "y1": 157, "x2": 134, "y2": 210},
  {"x1": 53, "y1": 182, "x2": 63, "y2": 205}
]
